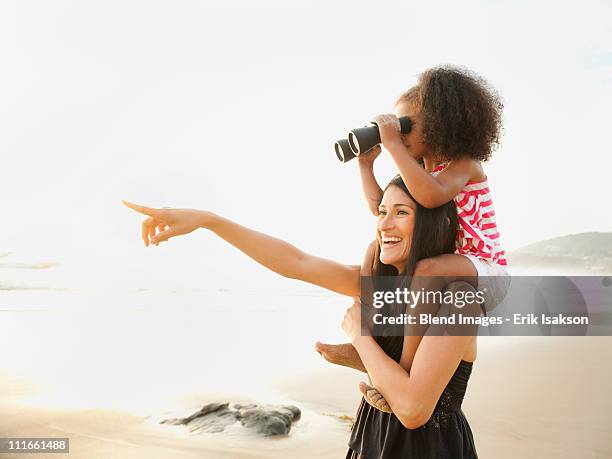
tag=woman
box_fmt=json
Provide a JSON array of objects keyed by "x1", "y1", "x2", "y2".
[{"x1": 123, "y1": 175, "x2": 479, "y2": 458}]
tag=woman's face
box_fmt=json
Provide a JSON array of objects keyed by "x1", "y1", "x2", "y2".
[
  {"x1": 377, "y1": 185, "x2": 417, "y2": 273},
  {"x1": 395, "y1": 100, "x2": 428, "y2": 160}
]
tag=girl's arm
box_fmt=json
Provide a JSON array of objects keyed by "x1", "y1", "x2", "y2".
[
  {"x1": 342, "y1": 297, "x2": 475, "y2": 429},
  {"x1": 390, "y1": 150, "x2": 476, "y2": 209},
  {"x1": 122, "y1": 201, "x2": 360, "y2": 297},
  {"x1": 358, "y1": 145, "x2": 383, "y2": 216},
  {"x1": 374, "y1": 115, "x2": 478, "y2": 209}
]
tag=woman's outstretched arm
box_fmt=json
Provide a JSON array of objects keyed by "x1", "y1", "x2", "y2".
[{"x1": 122, "y1": 201, "x2": 360, "y2": 297}]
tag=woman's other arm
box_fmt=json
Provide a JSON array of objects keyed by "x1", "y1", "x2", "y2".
[
  {"x1": 122, "y1": 201, "x2": 360, "y2": 297},
  {"x1": 352, "y1": 333, "x2": 472, "y2": 428},
  {"x1": 342, "y1": 294, "x2": 477, "y2": 429}
]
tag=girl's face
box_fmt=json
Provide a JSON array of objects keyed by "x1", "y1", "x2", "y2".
[
  {"x1": 395, "y1": 100, "x2": 429, "y2": 160},
  {"x1": 376, "y1": 185, "x2": 417, "y2": 274}
]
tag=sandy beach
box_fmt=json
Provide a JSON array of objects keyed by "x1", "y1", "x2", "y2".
[{"x1": 1, "y1": 334, "x2": 610, "y2": 459}]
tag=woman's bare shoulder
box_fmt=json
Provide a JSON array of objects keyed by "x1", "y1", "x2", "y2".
[{"x1": 360, "y1": 240, "x2": 378, "y2": 276}]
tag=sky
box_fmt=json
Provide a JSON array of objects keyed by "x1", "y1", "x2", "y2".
[{"x1": 2, "y1": 0, "x2": 612, "y2": 291}]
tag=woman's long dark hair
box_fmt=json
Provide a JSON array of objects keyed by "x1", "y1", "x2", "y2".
[
  {"x1": 371, "y1": 174, "x2": 458, "y2": 277},
  {"x1": 368, "y1": 175, "x2": 459, "y2": 360}
]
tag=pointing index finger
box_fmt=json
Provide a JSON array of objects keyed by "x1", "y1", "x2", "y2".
[{"x1": 122, "y1": 200, "x2": 161, "y2": 218}]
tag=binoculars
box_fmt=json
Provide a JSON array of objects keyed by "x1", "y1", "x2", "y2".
[{"x1": 334, "y1": 116, "x2": 413, "y2": 163}]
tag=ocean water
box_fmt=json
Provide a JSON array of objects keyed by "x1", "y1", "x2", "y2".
[
  {"x1": 0, "y1": 255, "x2": 546, "y2": 417},
  {"x1": 0, "y1": 278, "x2": 351, "y2": 414}
]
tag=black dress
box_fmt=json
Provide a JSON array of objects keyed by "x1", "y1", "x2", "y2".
[{"x1": 345, "y1": 335, "x2": 478, "y2": 459}]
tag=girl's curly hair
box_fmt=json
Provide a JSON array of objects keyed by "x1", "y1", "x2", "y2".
[{"x1": 396, "y1": 65, "x2": 504, "y2": 162}]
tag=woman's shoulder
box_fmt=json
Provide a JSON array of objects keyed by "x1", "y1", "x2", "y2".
[{"x1": 360, "y1": 240, "x2": 378, "y2": 276}]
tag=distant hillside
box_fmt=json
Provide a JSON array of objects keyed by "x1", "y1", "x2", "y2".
[{"x1": 507, "y1": 232, "x2": 612, "y2": 274}]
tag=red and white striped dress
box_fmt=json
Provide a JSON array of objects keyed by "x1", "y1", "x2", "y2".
[{"x1": 432, "y1": 163, "x2": 507, "y2": 266}]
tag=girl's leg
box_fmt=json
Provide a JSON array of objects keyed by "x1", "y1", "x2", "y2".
[
  {"x1": 315, "y1": 341, "x2": 366, "y2": 373},
  {"x1": 414, "y1": 253, "x2": 477, "y2": 282},
  {"x1": 398, "y1": 253, "x2": 477, "y2": 369}
]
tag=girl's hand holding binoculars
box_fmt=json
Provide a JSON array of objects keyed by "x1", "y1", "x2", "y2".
[
  {"x1": 372, "y1": 113, "x2": 404, "y2": 152},
  {"x1": 358, "y1": 144, "x2": 382, "y2": 167},
  {"x1": 122, "y1": 200, "x2": 215, "y2": 246}
]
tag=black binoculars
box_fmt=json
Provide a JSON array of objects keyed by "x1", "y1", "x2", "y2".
[{"x1": 334, "y1": 116, "x2": 413, "y2": 163}]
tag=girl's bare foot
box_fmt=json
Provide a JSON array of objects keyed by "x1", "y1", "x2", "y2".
[
  {"x1": 359, "y1": 381, "x2": 392, "y2": 413},
  {"x1": 315, "y1": 341, "x2": 366, "y2": 373},
  {"x1": 314, "y1": 342, "x2": 392, "y2": 413}
]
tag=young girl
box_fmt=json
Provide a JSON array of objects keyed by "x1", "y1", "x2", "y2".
[{"x1": 318, "y1": 64, "x2": 510, "y2": 413}]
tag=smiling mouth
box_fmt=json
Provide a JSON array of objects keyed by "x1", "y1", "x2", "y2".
[{"x1": 382, "y1": 236, "x2": 402, "y2": 248}]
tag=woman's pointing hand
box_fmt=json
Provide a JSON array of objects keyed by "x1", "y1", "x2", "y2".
[{"x1": 122, "y1": 200, "x2": 212, "y2": 247}]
